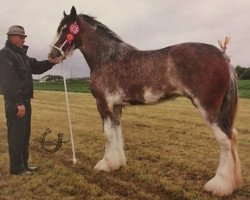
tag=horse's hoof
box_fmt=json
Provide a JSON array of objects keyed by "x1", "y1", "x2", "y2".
[
  {"x1": 204, "y1": 176, "x2": 235, "y2": 196},
  {"x1": 94, "y1": 159, "x2": 111, "y2": 172}
]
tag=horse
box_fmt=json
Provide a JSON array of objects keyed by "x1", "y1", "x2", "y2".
[{"x1": 48, "y1": 6, "x2": 243, "y2": 196}]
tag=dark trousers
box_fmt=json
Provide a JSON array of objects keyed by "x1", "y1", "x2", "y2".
[{"x1": 4, "y1": 99, "x2": 31, "y2": 174}]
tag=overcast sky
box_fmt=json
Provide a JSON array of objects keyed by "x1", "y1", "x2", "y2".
[{"x1": 1, "y1": 0, "x2": 249, "y2": 79}]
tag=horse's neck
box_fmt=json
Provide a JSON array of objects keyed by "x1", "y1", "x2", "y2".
[{"x1": 78, "y1": 23, "x2": 136, "y2": 72}]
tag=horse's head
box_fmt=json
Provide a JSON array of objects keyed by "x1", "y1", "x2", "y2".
[{"x1": 48, "y1": 6, "x2": 81, "y2": 59}]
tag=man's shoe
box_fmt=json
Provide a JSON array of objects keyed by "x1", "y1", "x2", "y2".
[
  {"x1": 11, "y1": 170, "x2": 33, "y2": 176},
  {"x1": 26, "y1": 166, "x2": 38, "y2": 172},
  {"x1": 19, "y1": 170, "x2": 33, "y2": 175}
]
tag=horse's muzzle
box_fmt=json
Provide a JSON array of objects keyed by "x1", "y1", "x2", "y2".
[{"x1": 48, "y1": 46, "x2": 63, "y2": 59}]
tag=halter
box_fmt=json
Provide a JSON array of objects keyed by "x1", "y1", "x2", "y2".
[{"x1": 50, "y1": 22, "x2": 80, "y2": 56}]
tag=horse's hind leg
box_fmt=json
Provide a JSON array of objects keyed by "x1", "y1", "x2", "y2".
[
  {"x1": 195, "y1": 102, "x2": 243, "y2": 196},
  {"x1": 204, "y1": 123, "x2": 241, "y2": 196},
  {"x1": 94, "y1": 103, "x2": 126, "y2": 172}
]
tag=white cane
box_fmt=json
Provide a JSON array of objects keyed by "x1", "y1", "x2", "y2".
[{"x1": 61, "y1": 61, "x2": 77, "y2": 164}]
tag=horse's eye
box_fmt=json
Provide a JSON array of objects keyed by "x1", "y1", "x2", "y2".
[{"x1": 62, "y1": 27, "x2": 67, "y2": 33}]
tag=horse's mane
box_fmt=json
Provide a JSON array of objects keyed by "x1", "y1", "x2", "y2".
[
  {"x1": 57, "y1": 13, "x2": 124, "y2": 43},
  {"x1": 80, "y1": 14, "x2": 123, "y2": 43}
]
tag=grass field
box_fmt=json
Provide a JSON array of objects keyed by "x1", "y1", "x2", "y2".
[
  {"x1": 33, "y1": 79, "x2": 91, "y2": 93},
  {"x1": 0, "y1": 91, "x2": 249, "y2": 200},
  {"x1": 33, "y1": 79, "x2": 250, "y2": 98},
  {"x1": 238, "y1": 80, "x2": 250, "y2": 98}
]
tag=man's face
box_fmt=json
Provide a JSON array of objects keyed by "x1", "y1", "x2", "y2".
[{"x1": 9, "y1": 35, "x2": 26, "y2": 48}]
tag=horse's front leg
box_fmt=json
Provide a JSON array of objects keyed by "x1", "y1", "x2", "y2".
[{"x1": 94, "y1": 102, "x2": 126, "y2": 172}]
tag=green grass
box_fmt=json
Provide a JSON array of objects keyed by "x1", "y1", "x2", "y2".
[
  {"x1": 33, "y1": 79, "x2": 250, "y2": 98},
  {"x1": 33, "y1": 79, "x2": 91, "y2": 93},
  {"x1": 237, "y1": 80, "x2": 250, "y2": 98},
  {"x1": 0, "y1": 91, "x2": 249, "y2": 199}
]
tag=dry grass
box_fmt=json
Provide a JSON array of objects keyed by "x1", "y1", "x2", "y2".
[{"x1": 0, "y1": 91, "x2": 249, "y2": 200}]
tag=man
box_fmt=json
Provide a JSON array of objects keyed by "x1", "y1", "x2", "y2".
[{"x1": 0, "y1": 25, "x2": 62, "y2": 175}]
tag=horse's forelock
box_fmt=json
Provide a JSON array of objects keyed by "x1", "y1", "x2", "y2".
[
  {"x1": 57, "y1": 14, "x2": 78, "y2": 34},
  {"x1": 57, "y1": 16, "x2": 70, "y2": 34}
]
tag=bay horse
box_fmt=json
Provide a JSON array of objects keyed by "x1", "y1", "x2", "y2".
[{"x1": 48, "y1": 6, "x2": 243, "y2": 196}]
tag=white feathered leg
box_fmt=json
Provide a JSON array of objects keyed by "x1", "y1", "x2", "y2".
[
  {"x1": 94, "y1": 118, "x2": 126, "y2": 171},
  {"x1": 204, "y1": 124, "x2": 238, "y2": 196}
]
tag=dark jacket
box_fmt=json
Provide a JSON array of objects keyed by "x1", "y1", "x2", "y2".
[{"x1": 0, "y1": 40, "x2": 54, "y2": 105}]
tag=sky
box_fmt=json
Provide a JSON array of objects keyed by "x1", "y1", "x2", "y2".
[{"x1": 1, "y1": 0, "x2": 250, "y2": 79}]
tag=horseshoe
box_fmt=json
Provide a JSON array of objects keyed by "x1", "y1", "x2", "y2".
[{"x1": 34, "y1": 128, "x2": 69, "y2": 153}]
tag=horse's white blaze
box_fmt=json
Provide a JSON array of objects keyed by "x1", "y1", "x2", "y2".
[
  {"x1": 204, "y1": 124, "x2": 236, "y2": 196},
  {"x1": 143, "y1": 89, "x2": 164, "y2": 104},
  {"x1": 51, "y1": 25, "x2": 66, "y2": 47},
  {"x1": 94, "y1": 118, "x2": 126, "y2": 171}
]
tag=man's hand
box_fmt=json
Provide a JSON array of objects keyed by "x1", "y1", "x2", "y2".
[
  {"x1": 48, "y1": 55, "x2": 65, "y2": 65},
  {"x1": 17, "y1": 105, "x2": 25, "y2": 118}
]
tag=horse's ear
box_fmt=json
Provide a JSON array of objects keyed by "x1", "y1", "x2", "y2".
[
  {"x1": 70, "y1": 6, "x2": 77, "y2": 19},
  {"x1": 63, "y1": 11, "x2": 67, "y2": 17}
]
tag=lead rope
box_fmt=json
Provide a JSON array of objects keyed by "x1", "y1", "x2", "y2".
[{"x1": 62, "y1": 61, "x2": 77, "y2": 164}]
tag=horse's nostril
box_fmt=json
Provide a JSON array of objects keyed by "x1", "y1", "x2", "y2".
[{"x1": 47, "y1": 54, "x2": 52, "y2": 60}]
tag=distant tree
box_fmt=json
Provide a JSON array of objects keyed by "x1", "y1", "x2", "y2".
[
  {"x1": 241, "y1": 68, "x2": 250, "y2": 79},
  {"x1": 235, "y1": 65, "x2": 245, "y2": 79}
]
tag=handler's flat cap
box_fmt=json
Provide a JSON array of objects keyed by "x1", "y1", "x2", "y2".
[{"x1": 7, "y1": 25, "x2": 27, "y2": 37}]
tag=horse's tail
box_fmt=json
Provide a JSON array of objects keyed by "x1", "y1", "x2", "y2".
[
  {"x1": 218, "y1": 37, "x2": 238, "y2": 131},
  {"x1": 217, "y1": 59, "x2": 238, "y2": 137},
  {"x1": 231, "y1": 128, "x2": 244, "y2": 188},
  {"x1": 221, "y1": 63, "x2": 238, "y2": 129}
]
